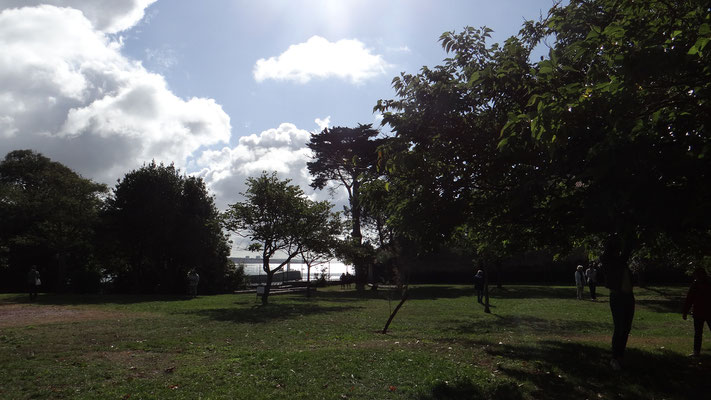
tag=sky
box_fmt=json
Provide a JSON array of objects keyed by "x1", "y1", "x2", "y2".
[{"x1": 0, "y1": 0, "x2": 560, "y2": 256}]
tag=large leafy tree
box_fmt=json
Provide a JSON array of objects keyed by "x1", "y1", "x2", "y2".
[
  {"x1": 0, "y1": 150, "x2": 107, "y2": 292},
  {"x1": 307, "y1": 124, "x2": 385, "y2": 290},
  {"x1": 376, "y1": 0, "x2": 711, "y2": 351},
  {"x1": 375, "y1": 24, "x2": 543, "y2": 268},
  {"x1": 508, "y1": 0, "x2": 711, "y2": 263},
  {"x1": 377, "y1": 0, "x2": 711, "y2": 269},
  {"x1": 225, "y1": 172, "x2": 339, "y2": 305},
  {"x1": 103, "y1": 161, "x2": 234, "y2": 294}
]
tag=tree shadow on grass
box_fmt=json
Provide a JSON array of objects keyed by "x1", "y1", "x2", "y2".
[
  {"x1": 634, "y1": 286, "x2": 686, "y2": 314},
  {"x1": 636, "y1": 299, "x2": 684, "y2": 314},
  {"x1": 296, "y1": 285, "x2": 476, "y2": 302},
  {"x1": 288, "y1": 289, "x2": 400, "y2": 303},
  {"x1": 183, "y1": 303, "x2": 362, "y2": 324},
  {"x1": 297, "y1": 286, "x2": 477, "y2": 302},
  {"x1": 446, "y1": 315, "x2": 612, "y2": 336},
  {"x1": 640, "y1": 286, "x2": 686, "y2": 298},
  {"x1": 441, "y1": 339, "x2": 711, "y2": 400},
  {"x1": 488, "y1": 285, "x2": 586, "y2": 300}
]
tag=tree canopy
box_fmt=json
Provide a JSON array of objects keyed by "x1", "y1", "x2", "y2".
[
  {"x1": 102, "y1": 161, "x2": 234, "y2": 294},
  {"x1": 307, "y1": 124, "x2": 385, "y2": 290},
  {"x1": 0, "y1": 150, "x2": 107, "y2": 292},
  {"x1": 225, "y1": 171, "x2": 341, "y2": 304},
  {"x1": 376, "y1": 0, "x2": 711, "y2": 270}
]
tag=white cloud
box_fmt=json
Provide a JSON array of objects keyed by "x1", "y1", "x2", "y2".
[
  {"x1": 314, "y1": 116, "x2": 330, "y2": 131},
  {"x1": 195, "y1": 121, "x2": 347, "y2": 213},
  {"x1": 0, "y1": 5, "x2": 230, "y2": 184},
  {"x1": 387, "y1": 45, "x2": 411, "y2": 53},
  {"x1": 144, "y1": 46, "x2": 178, "y2": 71},
  {"x1": 253, "y1": 36, "x2": 390, "y2": 84},
  {"x1": 0, "y1": 0, "x2": 157, "y2": 33}
]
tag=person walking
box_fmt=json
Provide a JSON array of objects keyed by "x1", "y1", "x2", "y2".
[
  {"x1": 682, "y1": 268, "x2": 711, "y2": 356},
  {"x1": 585, "y1": 264, "x2": 598, "y2": 300},
  {"x1": 27, "y1": 266, "x2": 40, "y2": 301},
  {"x1": 473, "y1": 270, "x2": 485, "y2": 304},
  {"x1": 575, "y1": 265, "x2": 585, "y2": 300}
]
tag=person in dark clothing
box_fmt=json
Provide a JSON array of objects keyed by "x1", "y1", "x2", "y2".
[
  {"x1": 473, "y1": 270, "x2": 484, "y2": 304},
  {"x1": 682, "y1": 268, "x2": 711, "y2": 356},
  {"x1": 601, "y1": 236, "x2": 634, "y2": 371},
  {"x1": 585, "y1": 264, "x2": 598, "y2": 300},
  {"x1": 27, "y1": 266, "x2": 40, "y2": 301},
  {"x1": 575, "y1": 265, "x2": 585, "y2": 300}
]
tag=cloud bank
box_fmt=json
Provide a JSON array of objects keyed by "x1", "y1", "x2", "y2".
[
  {"x1": 196, "y1": 120, "x2": 345, "y2": 212},
  {"x1": 0, "y1": 4, "x2": 230, "y2": 184},
  {"x1": 253, "y1": 35, "x2": 390, "y2": 84},
  {"x1": 0, "y1": 0, "x2": 158, "y2": 33}
]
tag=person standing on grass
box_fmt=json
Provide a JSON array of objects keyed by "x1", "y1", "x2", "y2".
[
  {"x1": 601, "y1": 236, "x2": 635, "y2": 371},
  {"x1": 187, "y1": 269, "x2": 200, "y2": 296},
  {"x1": 473, "y1": 270, "x2": 484, "y2": 304},
  {"x1": 682, "y1": 268, "x2": 711, "y2": 357},
  {"x1": 586, "y1": 264, "x2": 598, "y2": 300},
  {"x1": 575, "y1": 265, "x2": 585, "y2": 300},
  {"x1": 27, "y1": 265, "x2": 40, "y2": 301}
]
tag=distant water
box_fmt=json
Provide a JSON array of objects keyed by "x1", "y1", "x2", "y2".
[{"x1": 237, "y1": 261, "x2": 354, "y2": 282}]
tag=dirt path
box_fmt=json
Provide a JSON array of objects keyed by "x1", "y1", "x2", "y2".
[{"x1": 0, "y1": 304, "x2": 126, "y2": 328}]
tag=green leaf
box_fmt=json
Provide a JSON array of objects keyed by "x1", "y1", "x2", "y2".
[
  {"x1": 538, "y1": 60, "x2": 554, "y2": 74},
  {"x1": 526, "y1": 94, "x2": 540, "y2": 107},
  {"x1": 602, "y1": 23, "x2": 625, "y2": 39},
  {"x1": 469, "y1": 71, "x2": 481, "y2": 83}
]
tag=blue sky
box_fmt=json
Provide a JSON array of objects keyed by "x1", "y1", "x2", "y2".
[
  {"x1": 123, "y1": 0, "x2": 556, "y2": 146},
  {"x1": 0, "y1": 0, "x2": 560, "y2": 254}
]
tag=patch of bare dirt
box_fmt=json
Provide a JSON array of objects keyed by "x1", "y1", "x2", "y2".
[{"x1": 0, "y1": 304, "x2": 128, "y2": 328}]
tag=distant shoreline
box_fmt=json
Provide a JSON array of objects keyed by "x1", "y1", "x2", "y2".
[
  {"x1": 230, "y1": 257, "x2": 348, "y2": 265},
  {"x1": 231, "y1": 258, "x2": 354, "y2": 280}
]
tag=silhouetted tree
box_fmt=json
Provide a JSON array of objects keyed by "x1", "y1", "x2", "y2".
[
  {"x1": 307, "y1": 124, "x2": 385, "y2": 291},
  {"x1": 102, "y1": 161, "x2": 234, "y2": 294},
  {"x1": 0, "y1": 149, "x2": 107, "y2": 292}
]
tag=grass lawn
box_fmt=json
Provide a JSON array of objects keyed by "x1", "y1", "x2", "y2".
[{"x1": 1, "y1": 285, "x2": 708, "y2": 399}]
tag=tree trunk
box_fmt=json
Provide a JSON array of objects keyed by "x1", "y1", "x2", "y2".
[
  {"x1": 306, "y1": 262, "x2": 312, "y2": 298},
  {"x1": 355, "y1": 263, "x2": 369, "y2": 291},
  {"x1": 382, "y1": 286, "x2": 409, "y2": 334},
  {"x1": 262, "y1": 271, "x2": 274, "y2": 305},
  {"x1": 484, "y1": 266, "x2": 491, "y2": 314},
  {"x1": 351, "y1": 179, "x2": 366, "y2": 292},
  {"x1": 55, "y1": 252, "x2": 67, "y2": 293},
  {"x1": 496, "y1": 260, "x2": 503, "y2": 289}
]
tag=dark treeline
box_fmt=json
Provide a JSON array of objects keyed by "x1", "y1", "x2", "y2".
[
  {"x1": 0, "y1": 150, "x2": 243, "y2": 294},
  {"x1": 401, "y1": 249, "x2": 690, "y2": 286}
]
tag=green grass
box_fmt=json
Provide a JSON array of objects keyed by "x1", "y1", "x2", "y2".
[{"x1": 0, "y1": 285, "x2": 708, "y2": 399}]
